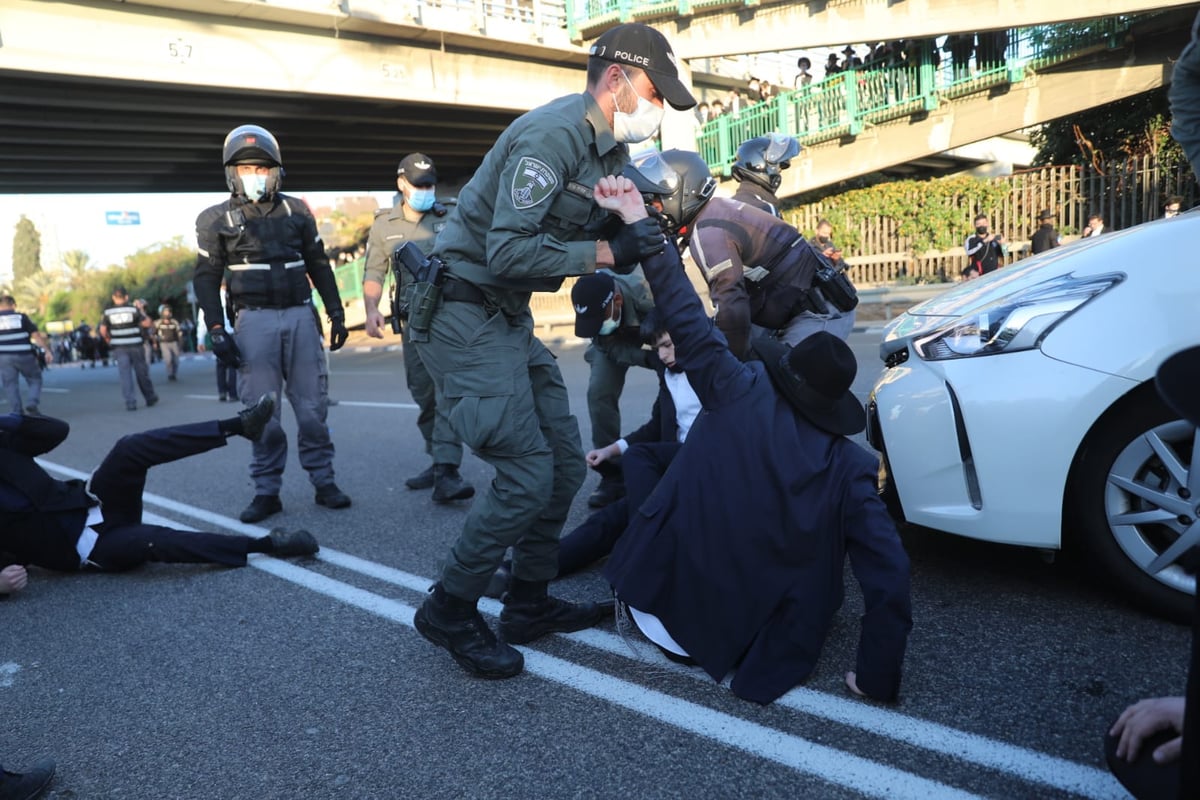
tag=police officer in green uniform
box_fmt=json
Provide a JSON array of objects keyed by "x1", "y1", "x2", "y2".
[
  {"x1": 363, "y1": 153, "x2": 473, "y2": 504},
  {"x1": 570, "y1": 269, "x2": 656, "y2": 508},
  {"x1": 411, "y1": 22, "x2": 696, "y2": 679}
]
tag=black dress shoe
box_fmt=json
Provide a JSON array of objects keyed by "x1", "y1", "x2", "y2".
[
  {"x1": 238, "y1": 393, "x2": 276, "y2": 441},
  {"x1": 267, "y1": 528, "x2": 319, "y2": 557},
  {"x1": 587, "y1": 478, "x2": 626, "y2": 508},
  {"x1": 499, "y1": 593, "x2": 607, "y2": 644},
  {"x1": 413, "y1": 584, "x2": 524, "y2": 679},
  {"x1": 405, "y1": 465, "x2": 436, "y2": 490},
  {"x1": 0, "y1": 757, "x2": 55, "y2": 800},
  {"x1": 314, "y1": 483, "x2": 351, "y2": 509},
  {"x1": 432, "y1": 464, "x2": 475, "y2": 503},
  {"x1": 240, "y1": 494, "x2": 282, "y2": 523}
]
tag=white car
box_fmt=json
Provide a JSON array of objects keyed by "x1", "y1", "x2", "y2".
[{"x1": 866, "y1": 215, "x2": 1200, "y2": 620}]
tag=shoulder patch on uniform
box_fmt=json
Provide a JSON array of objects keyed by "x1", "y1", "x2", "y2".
[{"x1": 511, "y1": 157, "x2": 559, "y2": 210}]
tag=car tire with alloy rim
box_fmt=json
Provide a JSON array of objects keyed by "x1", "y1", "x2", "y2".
[{"x1": 1068, "y1": 385, "x2": 1197, "y2": 622}]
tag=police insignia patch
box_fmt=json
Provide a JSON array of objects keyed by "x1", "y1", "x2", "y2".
[{"x1": 511, "y1": 157, "x2": 558, "y2": 210}]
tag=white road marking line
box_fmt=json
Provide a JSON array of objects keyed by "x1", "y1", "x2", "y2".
[
  {"x1": 0, "y1": 662, "x2": 20, "y2": 688},
  {"x1": 329, "y1": 401, "x2": 419, "y2": 409},
  {"x1": 40, "y1": 387, "x2": 70, "y2": 393},
  {"x1": 43, "y1": 462, "x2": 1123, "y2": 799}
]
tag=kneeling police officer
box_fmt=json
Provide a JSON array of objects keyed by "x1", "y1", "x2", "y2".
[{"x1": 193, "y1": 124, "x2": 351, "y2": 524}]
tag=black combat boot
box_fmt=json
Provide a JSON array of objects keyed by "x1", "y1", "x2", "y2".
[
  {"x1": 498, "y1": 578, "x2": 607, "y2": 644},
  {"x1": 405, "y1": 465, "x2": 436, "y2": 490},
  {"x1": 414, "y1": 583, "x2": 524, "y2": 679},
  {"x1": 587, "y1": 474, "x2": 626, "y2": 508},
  {"x1": 432, "y1": 464, "x2": 475, "y2": 503}
]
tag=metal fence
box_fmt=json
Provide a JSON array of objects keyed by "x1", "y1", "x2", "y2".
[{"x1": 787, "y1": 159, "x2": 1198, "y2": 285}]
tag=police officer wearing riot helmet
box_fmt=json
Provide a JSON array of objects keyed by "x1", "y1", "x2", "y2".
[
  {"x1": 362, "y1": 153, "x2": 473, "y2": 504},
  {"x1": 635, "y1": 149, "x2": 858, "y2": 358},
  {"x1": 100, "y1": 286, "x2": 159, "y2": 411},
  {"x1": 154, "y1": 303, "x2": 183, "y2": 381},
  {"x1": 730, "y1": 133, "x2": 801, "y2": 219},
  {"x1": 411, "y1": 22, "x2": 695, "y2": 680},
  {"x1": 193, "y1": 124, "x2": 351, "y2": 524}
]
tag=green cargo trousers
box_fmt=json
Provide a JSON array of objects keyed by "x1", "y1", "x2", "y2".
[
  {"x1": 402, "y1": 328, "x2": 463, "y2": 467},
  {"x1": 413, "y1": 299, "x2": 586, "y2": 601},
  {"x1": 583, "y1": 342, "x2": 631, "y2": 451}
]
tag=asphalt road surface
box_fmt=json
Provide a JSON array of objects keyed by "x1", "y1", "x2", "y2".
[{"x1": 3, "y1": 328, "x2": 1189, "y2": 799}]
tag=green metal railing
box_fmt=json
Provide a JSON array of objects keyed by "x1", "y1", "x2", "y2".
[{"x1": 696, "y1": 15, "x2": 1146, "y2": 177}]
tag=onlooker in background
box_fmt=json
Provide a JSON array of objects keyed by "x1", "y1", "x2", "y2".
[
  {"x1": 813, "y1": 219, "x2": 846, "y2": 269},
  {"x1": 825, "y1": 53, "x2": 842, "y2": 77},
  {"x1": 841, "y1": 45, "x2": 862, "y2": 70},
  {"x1": 1163, "y1": 196, "x2": 1183, "y2": 219},
  {"x1": 795, "y1": 56, "x2": 813, "y2": 89},
  {"x1": 1082, "y1": 214, "x2": 1107, "y2": 237},
  {"x1": 976, "y1": 29, "x2": 1009, "y2": 72},
  {"x1": 154, "y1": 304, "x2": 183, "y2": 381},
  {"x1": 963, "y1": 213, "x2": 1005, "y2": 278},
  {"x1": 100, "y1": 286, "x2": 158, "y2": 412},
  {"x1": 571, "y1": 269, "x2": 657, "y2": 509},
  {"x1": 694, "y1": 101, "x2": 711, "y2": 125},
  {"x1": 0, "y1": 295, "x2": 50, "y2": 416},
  {"x1": 1031, "y1": 208, "x2": 1061, "y2": 254},
  {"x1": 945, "y1": 34, "x2": 974, "y2": 80}
]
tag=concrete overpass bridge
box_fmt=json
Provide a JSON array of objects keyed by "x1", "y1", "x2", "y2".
[{"x1": 0, "y1": 0, "x2": 1193, "y2": 195}]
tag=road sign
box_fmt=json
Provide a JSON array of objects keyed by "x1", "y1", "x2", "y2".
[{"x1": 105, "y1": 211, "x2": 141, "y2": 225}]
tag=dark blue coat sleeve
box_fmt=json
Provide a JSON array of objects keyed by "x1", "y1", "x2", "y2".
[{"x1": 0, "y1": 414, "x2": 69, "y2": 457}]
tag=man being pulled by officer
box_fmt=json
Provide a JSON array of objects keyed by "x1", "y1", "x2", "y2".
[
  {"x1": 634, "y1": 149, "x2": 858, "y2": 359},
  {"x1": 100, "y1": 286, "x2": 159, "y2": 412},
  {"x1": 193, "y1": 124, "x2": 351, "y2": 524},
  {"x1": 362, "y1": 153, "x2": 473, "y2": 504},
  {"x1": 730, "y1": 133, "x2": 801, "y2": 219},
  {"x1": 409, "y1": 22, "x2": 696, "y2": 680},
  {"x1": 571, "y1": 268, "x2": 656, "y2": 508}
]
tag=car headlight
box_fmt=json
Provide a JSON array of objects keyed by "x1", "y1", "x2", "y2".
[{"x1": 913, "y1": 273, "x2": 1122, "y2": 360}]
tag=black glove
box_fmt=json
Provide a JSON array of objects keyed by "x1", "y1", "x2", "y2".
[
  {"x1": 329, "y1": 316, "x2": 348, "y2": 352},
  {"x1": 609, "y1": 217, "x2": 666, "y2": 274},
  {"x1": 209, "y1": 328, "x2": 243, "y2": 369}
]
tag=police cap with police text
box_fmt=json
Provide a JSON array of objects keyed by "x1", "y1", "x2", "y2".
[
  {"x1": 398, "y1": 154, "x2": 438, "y2": 187},
  {"x1": 589, "y1": 23, "x2": 696, "y2": 110},
  {"x1": 571, "y1": 272, "x2": 617, "y2": 338}
]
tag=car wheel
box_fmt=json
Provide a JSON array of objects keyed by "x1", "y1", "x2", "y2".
[{"x1": 1069, "y1": 387, "x2": 1197, "y2": 622}]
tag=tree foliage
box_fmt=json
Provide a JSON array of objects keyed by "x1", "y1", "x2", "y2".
[
  {"x1": 11, "y1": 215, "x2": 41, "y2": 283},
  {"x1": 1030, "y1": 87, "x2": 1185, "y2": 170}
]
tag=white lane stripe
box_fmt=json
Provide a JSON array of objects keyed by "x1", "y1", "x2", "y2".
[
  {"x1": 46, "y1": 463, "x2": 1122, "y2": 799},
  {"x1": 178, "y1": 396, "x2": 419, "y2": 410},
  {"x1": 40, "y1": 387, "x2": 70, "y2": 393},
  {"x1": 245, "y1": 554, "x2": 982, "y2": 800}
]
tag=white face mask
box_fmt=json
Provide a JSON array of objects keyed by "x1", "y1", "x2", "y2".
[
  {"x1": 612, "y1": 71, "x2": 666, "y2": 144},
  {"x1": 598, "y1": 306, "x2": 622, "y2": 336},
  {"x1": 240, "y1": 173, "x2": 268, "y2": 201}
]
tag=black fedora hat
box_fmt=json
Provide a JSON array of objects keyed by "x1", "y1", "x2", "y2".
[
  {"x1": 751, "y1": 333, "x2": 865, "y2": 436},
  {"x1": 1156, "y1": 345, "x2": 1200, "y2": 427}
]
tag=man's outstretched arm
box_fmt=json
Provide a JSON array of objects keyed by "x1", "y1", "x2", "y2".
[{"x1": 0, "y1": 414, "x2": 69, "y2": 457}]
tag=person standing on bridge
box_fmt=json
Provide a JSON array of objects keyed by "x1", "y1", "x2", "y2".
[
  {"x1": 193, "y1": 124, "x2": 351, "y2": 524},
  {"x1": 410, "y1": 22, "x2": 696, "y2": 680},
  {"x1": 362, "y1": 153, "x2": 473, "y2": 504},
  {"x1": 0, "y1": 295, "x2": 51, "y2": 416}
]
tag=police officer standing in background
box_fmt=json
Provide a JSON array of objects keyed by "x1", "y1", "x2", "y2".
[
  {"x1": 0, "y1": 294, "x2": 51, "y2": 415},
  {"x1": 362, "y1": 153, "x2": 473, "y2": 504},
  {"x1": 154, "y1": 304, "x2": 183, "y2": 381},
  {"x1": 570, "y1": 269, "x2": 656, "y2": 508},
  {"x1": 411, "y1": 23, "x2": 695, "y2": 680},
  {"x1": 100, "y1": 286, "x2": 158, "y2": 411},
  {"x1": 193, "y1": 124, "x2": 351, "y2": 524},
  {"x1": 730, "y1": 133, "x2": 801, "y2": 219}
]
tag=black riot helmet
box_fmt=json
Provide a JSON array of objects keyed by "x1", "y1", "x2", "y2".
[
  {"x1": 222, "y1": 124, "x2": 285, "y2": 200},
  {"x1": 654, "y1": 149, "x2": 717, "y2": 235},
  {"x1": 731, "y1": 133, "x2": 801, "y2": 192}
]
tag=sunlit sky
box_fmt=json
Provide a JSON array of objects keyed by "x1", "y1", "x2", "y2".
[{"x1": 0, "y1": 190, "x2": 395, "y2": 282}]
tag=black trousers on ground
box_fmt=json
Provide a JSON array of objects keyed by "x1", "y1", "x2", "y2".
[
  {"x1": 557, "y1": 442, "x2": 683, "y2": 577},
  {"x1": 85, "y1": 420, "x2": 253, "y2": 571}
]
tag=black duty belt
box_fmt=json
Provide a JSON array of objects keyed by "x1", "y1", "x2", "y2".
[{"x1": 441, "y1": 277, "x2": 487, "y2": 306}]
